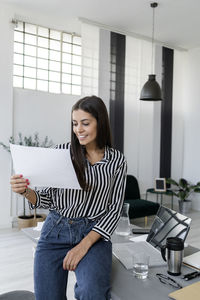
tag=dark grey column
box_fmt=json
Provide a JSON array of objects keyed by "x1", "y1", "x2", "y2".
[
  {"x1": 109, "y1": 32, "x2": 125, "y2": 153},
  {"x1": 160, "y1": 47, "x2": 174, "y2": 178}
]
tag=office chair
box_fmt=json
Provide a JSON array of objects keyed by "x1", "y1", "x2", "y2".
[
  {"x1": 124, "y1": 174, "x2": 160, "y2": 226},
  {"x1": 0, "y1": 290, "x2": 35, "y2": 300}
]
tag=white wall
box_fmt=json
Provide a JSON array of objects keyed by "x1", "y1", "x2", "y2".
[
  {"x1": 171, "y1": 50, "x2": 187, "y2": 180},
  {"x1": 13, "y1": 89, "x2": 78, "y2": 145},
  {"x1": 0, "y1": 3, "x2": 80, "y2": 227},
  {"x1": 124, "y1": 38, "x2": 162, "y2": 195},
  {"x1": 0, "y1": 4, "x2": 15, "y2": 228},
  {"x1": 182, "y1": 47, "x2": 200, "y2": 210}
]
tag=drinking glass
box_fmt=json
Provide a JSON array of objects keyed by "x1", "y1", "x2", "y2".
[{"x1": 132, "y1": 252, "x2": 150, "y2": 279}]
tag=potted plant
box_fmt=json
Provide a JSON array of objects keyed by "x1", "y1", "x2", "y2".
[
  {"x1": 166, "y1": 178, "x2": 200, "y2": 213},
  {"x1": 0, "y1": 132, "x2": 53, "y2": 228}
]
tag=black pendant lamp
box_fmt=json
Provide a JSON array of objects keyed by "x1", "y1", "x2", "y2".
[{"x1": 140, "y1": 2, "x2": 162, "y2": 101}]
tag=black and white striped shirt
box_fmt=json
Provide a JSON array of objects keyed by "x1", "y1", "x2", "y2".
[{"x1": 33, "y1": 143, "x2": 127, "y2": 240}]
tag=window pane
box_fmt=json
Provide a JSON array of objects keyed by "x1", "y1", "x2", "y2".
[
  {"x1": 50, "y1": 40, "x2": 61, "y2": 51},
  {"x1": 62, "y1": 73, "x2": 71, "y2": 84},
  {"x1": 62, "y1": 63, "x2": 71, "y2": 73},
  {"x1": 24, "y1": 78, "x2": 36, "y2": 89},
  {"x1": 49, "y1": 71, "x2": 60, "y2": 82},
  {"x1": 72, "y1": 85, "x2": 81, "y2": 95},
  {"x1": 72, "y1": 55, "x2": 81, "y2": 65},
  {"x1": 63, "y1": 33, "x2": 71, "y2": 43},
  {"x1": 72, "y1": 45, "x2": 81, "y2": 55},
  {"x1": 37, "y1": 80, "x2": 48, "y2": 91},
  {"x1": 72, "y1": 65, "x2": 81, "y2": 75},
  {"x1": 111, "y1": 63, "x2": 116, "y2": 73},
  {"x1": 73, "y1": 36, "x2": 81, "y2": 45},
  {"x1": 38, "y1": 37, "x2": 48, "y2": 48},
  {"x1": 37, "y1": 58, "x2": 48, "y2": 69},
  {"x1": 25, "y1": 33, "x2": 37, "y2": 45},
  {"x1": 24, "y1": 45, "x2": 36, "y2": 56},
  {"x1": 72, "y1": 75, "x2": 81, "y2": 85},
  {"x1": 14, "y1": 53, "x2": 23, "y2": 65},
  {"x1": 13, "y1": 76, "x2": 23, "y2": 87},
  {"x1": 38, "y1": 26, "x2": 48, "y2": 37},
  {"x1": 13, "y1": 65, "x2": 23, "y2": 76},
  {"x1": 14, "y1": 42, "x2": 23, "y2": 54},
  {"x1": 62, "y1": 53, "x2": 71, "y2": 63},
  {"x1": 13, "y1": 22, "x2": 82, "y2": 96},
  {"x1": 14, "y1": 31, "x2": 23, "y2": 43},
  {"x1": 62, "y1": 84, "x2": 71, "y2": 94},
  {"x1": 49, "y1": 81, "x2": 60, "y2": 93},
  {"x1": 62, "y1": 42, "x2": 71, "y2": 53},
  {"x1": 111, "y1": 72, "x2": 116, "y2": 81},
  {"x1": 38, "y1": 47, "x2": 48, "y2": 59},
  {"x1": 49, "y1": 61, "x2": 60, "y2": 72},
  {"x1": 25, "y1": 23, "x2": 36, "y2": 34},
  {"x1": 37, "y1": 69, "x2": 48, "y2": 80},
  {"x1": 50, "y1": 30, "x2": 61, "y2": 40},
  {"x1": 24, "y1": 56, "x2": 36, "y2": 67},
  {"x1": 24, "y1": 66, "x2": 36, "y2": 78},
  {"x1": 49, "y1": 50, "x2": 60, "y2": 61},
  {"x1": 16, "y1": 22, "x2": 23, "y2": 32}
]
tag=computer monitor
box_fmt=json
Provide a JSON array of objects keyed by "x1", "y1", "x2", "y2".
[{"x1": 146, "y1": 206, "x2": 191, "y2": 250}]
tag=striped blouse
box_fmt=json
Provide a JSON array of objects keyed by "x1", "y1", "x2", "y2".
[{"x1": 32, "y1": 143, "x2": 127, "y2": 240}]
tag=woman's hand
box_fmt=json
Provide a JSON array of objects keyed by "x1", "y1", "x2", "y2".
[
  {"x1": 10, "y1": 174, "x2": 29, "y2": 195},
  {"x1": 63, "y1": 230, "x2": 101, "y2": 271},
  {"x1": 63, "y1": 242, "x2": 89, "y2": 271}
]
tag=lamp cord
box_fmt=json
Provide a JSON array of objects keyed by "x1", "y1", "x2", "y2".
[{"x1": 151, "y1": 5, "x2": 155, "y2": 74}]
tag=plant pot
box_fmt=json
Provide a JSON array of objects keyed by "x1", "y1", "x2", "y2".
[
  {"x1": 178, "y1": 200, "x2": 192, "y2": 214},
  {"x1": 35, "y1": 213, "x2": 46, "y2": 223},
  {"x1": 17, "y1": 215, "x2": 37, "y2": 229}
]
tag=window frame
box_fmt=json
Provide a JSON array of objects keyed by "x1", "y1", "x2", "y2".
[{"x1": 13, "y1": 21, "x2": 82, "y2": 95}]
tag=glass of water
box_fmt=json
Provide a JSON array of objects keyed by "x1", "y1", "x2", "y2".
[{"x1": 132, "y1": 252, "x2": 150, "y2": 279}]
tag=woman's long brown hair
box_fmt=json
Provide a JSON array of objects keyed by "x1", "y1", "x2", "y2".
[{"x1": 71, "y1": 96, "x2": 112, "y2": 189}]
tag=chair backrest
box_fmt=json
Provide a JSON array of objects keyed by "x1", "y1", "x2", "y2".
[
  {"x1": 125, "y1": 174, "x2": 141, "y2": 200},
  {"x1": 0, "y1": 291, "x2": 35, "y2": 300}
]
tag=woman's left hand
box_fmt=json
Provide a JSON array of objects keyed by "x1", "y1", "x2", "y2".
[{"x1": 63, "y1": 242, "x2": 88, "y2": 271}]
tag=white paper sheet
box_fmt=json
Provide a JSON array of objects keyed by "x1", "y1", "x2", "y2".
[
  {"x1": 10, "y1": 144, "x2": 81, "y2": 189},
  {"x1": 183, "y1": 251, "x2": 200, "y2": 269},
  {"x1": 129, "y1": 234, "x2": 148, "y2": 242}
]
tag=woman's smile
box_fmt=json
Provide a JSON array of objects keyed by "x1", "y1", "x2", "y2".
[{"x1": 72, "y1": 109, "x2": 97, "y2": 148}]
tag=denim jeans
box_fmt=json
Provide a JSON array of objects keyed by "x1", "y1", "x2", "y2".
[{"x1": 34, "y1": 210, "x2": 112, "y2": 300}]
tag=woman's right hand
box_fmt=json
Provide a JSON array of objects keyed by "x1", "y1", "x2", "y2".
[{"x1": 10, "y1": 174, "x2": 29, "y2": 195}]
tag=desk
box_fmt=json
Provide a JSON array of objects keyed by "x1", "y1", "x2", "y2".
[
  {"x1": 146, "y1": 188, "x2": 174, "y2": 209},
  {"x1": 22, "y1": 225, "x2": 199, "y2": 300},
  {"x1": 111, "y1": 231, "x2": 199, "y2": 300}
]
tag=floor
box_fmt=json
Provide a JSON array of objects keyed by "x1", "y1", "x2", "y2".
[{"x1": 0, "y1": 205, "x2": 199, "y2": 298}]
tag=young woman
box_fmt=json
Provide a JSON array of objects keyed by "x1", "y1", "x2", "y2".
[{"x1": 10, "y1": 96, "x2": 127, "y2": 300}]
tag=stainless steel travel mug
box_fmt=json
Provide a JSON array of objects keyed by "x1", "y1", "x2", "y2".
[{"x1": 161, "y1": 237, "x2": 184, "y2": 276}]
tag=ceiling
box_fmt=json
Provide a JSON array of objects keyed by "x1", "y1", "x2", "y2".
[{"x1": 1, "y1": 0, "x2": 200, "y2": 50}]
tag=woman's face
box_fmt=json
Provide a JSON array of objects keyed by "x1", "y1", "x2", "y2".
[{"x1": 72, "y1": 109, "x2": 98, "y2": 148}]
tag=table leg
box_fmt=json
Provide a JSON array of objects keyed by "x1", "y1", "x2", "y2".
[{"x1": 171, "y1": 195, "x2": 173, "y2": 209}]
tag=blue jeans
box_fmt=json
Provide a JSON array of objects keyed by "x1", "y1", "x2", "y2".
[{"x1": 34, "y1": 210, "x2": 112, "y2": 300}]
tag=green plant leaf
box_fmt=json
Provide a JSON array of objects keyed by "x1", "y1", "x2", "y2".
[
  {"x1": 178, "y1": 190, "x2": 186, "y2": 201},
  {"x1": 179, "y1": 178, "x2": 188, "y2": 188},
  {"x1": 166, "y1": 178, "x2": 179, "y2": 186}
]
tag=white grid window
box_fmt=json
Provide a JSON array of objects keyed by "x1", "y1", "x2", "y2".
[{"x1": 13, "y1": 21, "x2": 82, "y2": 95}]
